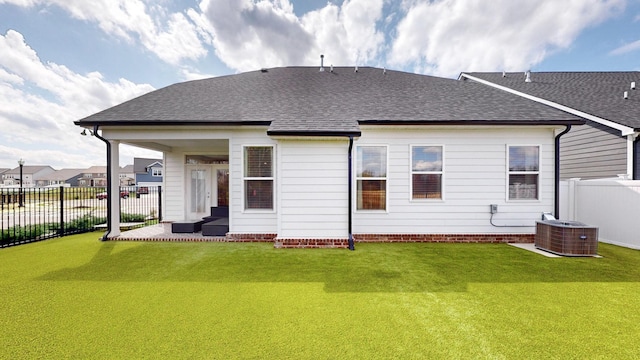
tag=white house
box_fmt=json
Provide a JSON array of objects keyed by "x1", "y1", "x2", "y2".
[
  {"x1": 2, "y1": 165, "x2": 55, "y2": 187},
  {"x1": 75, "y1": 66, "x2": 583, "y2": 247}
]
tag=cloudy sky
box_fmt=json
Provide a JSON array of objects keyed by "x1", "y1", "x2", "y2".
[{"x1": 0, "y1": 0, "x2": 639, "y2": 171}]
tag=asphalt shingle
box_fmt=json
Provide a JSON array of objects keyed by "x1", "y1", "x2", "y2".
[
  {"x1": 464, "y1": 71, "x2": 640, "y2": 130},
  {"x1": 76, "y1": 67, "x2": 583, "y2": 134}
]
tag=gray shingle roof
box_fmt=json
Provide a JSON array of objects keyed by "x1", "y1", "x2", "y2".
[
  {"x1": 40, "y1": 169, "x2": 84, "y2": 181},
  {"x1": 133, "y1": 158, "x2": 162, "y2": 173},
  {"x1": 3, "y1": 166, "x2": 53, "y2": 175},
  {"x1": 76, "y1": 67, "x2": 582, "y2": 135},
  {"x1": 463, "y1": 71, "x2": 640, "y2": 130}
]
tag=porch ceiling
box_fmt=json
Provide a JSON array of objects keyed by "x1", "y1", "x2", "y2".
[{"x1": 121, "y1": 139, "x2": 229, "y2": 153}]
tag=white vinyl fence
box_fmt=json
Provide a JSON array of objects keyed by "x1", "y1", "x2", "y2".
[{"x1": 560, "y1": 178, "x2": 640, "y2": 249}]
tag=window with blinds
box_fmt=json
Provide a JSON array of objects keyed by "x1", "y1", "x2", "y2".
[
  {"x1": 356, "y1": 146, "x2": 387, "y2": 210},
  {"x1": 411, "y1": 145, "x2": 443, "y2": 200},
  {"x1": 508, "y1": 145, "x2": 539, "y2": 200},
  {"x1": 244, "y1": 146, "x2": 274, "y2": 209}
]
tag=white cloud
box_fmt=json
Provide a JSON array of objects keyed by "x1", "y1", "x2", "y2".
[
  {"x1": 1, "y1": 0, "x2": 208, "y2": 66},
  {"x1": 389, "y1": 0, "x2": 626, "y2": 77},
  {"x1": 0, "y1": 0, "x2": 38, "y2": 5},
  {"x1": 198, "y1": 0, "x2": 312, "y2": 71},
  {"x1": 0, "y1": 30, "x2": 154, "y2": 115},
  {"x1": 0, "y1": 68, "x2": 23, "y2": 84},
  {"x1": 610, "y1": 39, "x2": 640, "y2": 55},
  {"x1": 301, "y1": 0, "x2": 385, "y2": 66},
  {"x1": 0, "y1": 143, "x2": 94, "y2": 170},
  {"x1": 141, "y1": 11, "x2": 207, "y2": 65},
  {"x1": 197, "y1": 0, "x2": 385, "y2": 71},
  {"x1": 0, "y1": 30, "x2": 155, "y2": 168},
  {"x1": 414, "y1": 160, "x2": 442, "y2": 171},
  {"x1": 180, "y1": 68, "x2": 216, "y2": 81}
]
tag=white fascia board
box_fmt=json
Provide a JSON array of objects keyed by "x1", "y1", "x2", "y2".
[{"x1": 460, "y1": 73, "x2": 636, "y2": 136}]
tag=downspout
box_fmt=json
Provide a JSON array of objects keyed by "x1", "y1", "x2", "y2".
[
  {"x1": 634, "y1": 135, "x2": 640, "y2": 180},
  {"x1": 555, "y1": 125, "x2": 571, "y2": 218},
  {"x1": 92, "y1": 125, "x2": 112, "y2": 241},
  {"x1": 347, "y1": 136, "x2": 355, "y2": 251}
]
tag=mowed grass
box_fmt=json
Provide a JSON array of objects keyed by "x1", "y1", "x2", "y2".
[{"x1": 1, "y1": 233, "x2": 640, "y2": 359}]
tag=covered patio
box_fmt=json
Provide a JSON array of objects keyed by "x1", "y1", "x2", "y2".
[
  {"x1": 112, "y1": 223, "x2": 276, "y2": 244},
  {"x1": 114, "y1": 223, "x2": 228, "y2": 242}
]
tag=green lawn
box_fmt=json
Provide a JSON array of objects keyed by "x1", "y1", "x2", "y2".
[{"x1": 1, "y1": 233, "x2": 640, "y2": 359}]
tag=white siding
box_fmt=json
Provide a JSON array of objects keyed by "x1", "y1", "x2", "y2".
[
  {"x1": 229, "y1": 130, "x2": 278, "y2": 234},
  {"x1": 352, "y1": 126, "x2": 557, "y2": 235},
  {"x1": 277, "y1": 139, "x2": 349, "y2": 239},
  {"x1": 160, "y1": 128, "x2": 278, "y2": 235},
  {"x1": 145, "y1": 124, "x2": 560, "y2": 238},
  {"x1": 164, "y1": 151, "x2": 185, "y2": 221}
]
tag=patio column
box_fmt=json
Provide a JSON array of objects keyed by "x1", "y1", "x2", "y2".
[{"x1": 108, "y1": 140, "x2": 121, "y2": 238}]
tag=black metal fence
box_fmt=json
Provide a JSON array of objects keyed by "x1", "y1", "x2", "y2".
[{"x1": 1, "y1": 186, "x2": 162, "y2": 248}]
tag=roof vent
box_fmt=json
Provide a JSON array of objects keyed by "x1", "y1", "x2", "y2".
[
  {"x1": 383, "y1": 67, "x2": 387, "y2": 74},
  {"x1": 525, "y1": 70, "x2": 532, "y2": 83},
  {"x1": 260, "y1": 68, "x2": 268, "y2": 73},
  {"x1": 632, "y1": 81, "x2": 636, "y2": 90},
  {"x1": 354, "y1": 65, "x2": 358, "y2": 73},
  {"x1": 624, "y1": 91, "x2": 629, "y2": 99},
  {"x1": 319, "y1": 55, "x2": 325, "y2": 72},
  {"x1": 502, "y1": 71, "x2": 506, "y2": 77},
  {"x1": 330, "y1": 64, "x2": 333, "y2": 73}
]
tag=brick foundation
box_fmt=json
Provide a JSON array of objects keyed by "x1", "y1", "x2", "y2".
[
  {"x1": 274, "y1": 238, "x2": 350, "y2": 249},
  {"x1": 272, "y1": 233, "x2": 533, "y2": 248},
  {"x1": 116, "y1": 224, "x2": 534, "y2": 247},
  {"x1": 225, "y1": 233, "x2": 277, "y2": 242},
  {"x1": 354, "y1": 233, "x2": 534, "y2": 243}
]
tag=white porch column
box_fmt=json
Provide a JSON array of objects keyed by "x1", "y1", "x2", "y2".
[
  {"x1": 626, "y1": 134, "x2": 634, "y2": 179},
  {"x1": 108, "y1": 140, "x2": 121, "y2": 238}
]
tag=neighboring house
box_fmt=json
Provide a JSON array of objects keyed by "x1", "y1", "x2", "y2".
[
  {"x1": 0, "y1": 168, "x2": 9, "y2": 186},
  {"x1": 459, "y1": 72, "x2": 640, "y2": 180},
  {"x1": 78, "y1": 166, "x2": 107, "y2": 187},
  {"x1": 119, "y1": 164, "x2": 135, "y2": 186},
  {"x1": 2, "y1": 166, "x2": 55, "y2": 187},
  {"x1": 0, "y1": 168, "x2": 10, "y2": 187},
  {"x1": 35, "y1": 169, "x2": 84, "y2": 187},
  {"x1": 75, "y1": 66, "x2": 583, "y2": 244},
  {"x1": 133, "y1": 158, "x2": 163, "y2": 186}
]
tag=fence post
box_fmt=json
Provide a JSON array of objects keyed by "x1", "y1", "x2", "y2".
[
  {"x1": 567, "y1": 178, "x2": 580, "y2": 221},
  {"x1": 59, "y1": 186, "x2": 65, "y2": 236},
  {"x1": 158, "y1": 186, "x2": 162, "y2": 222}
]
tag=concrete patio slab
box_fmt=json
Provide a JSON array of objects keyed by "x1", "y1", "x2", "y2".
[
  {"x1": 113, "y1": 223, "x2": 226, "y2": 242},
  {"x1": 508, "y1": 243, "x2": 561, "y2": 257}
]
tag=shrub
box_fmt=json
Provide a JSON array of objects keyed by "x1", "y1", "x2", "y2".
[
  {"x1": 120, "y1": 213, "x2": 147, "y2": 222},
  {"x1": 0, "y1": 224, "x2": 57, "y2": 245},
  {"x1": 46, "y1": 214, "x2": 106, "y2": 233}
]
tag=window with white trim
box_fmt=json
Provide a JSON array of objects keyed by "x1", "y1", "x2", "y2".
[
  {"x1": 508, "y1": 145, "x2": 539, "y2": 200},
  {"x1": 244, "y1": 146, "x2": 274, "y2": 210},
  {"x1": 152, "y1": 168, "x2": 163, "y2": 177},
  {"x1": 356, "y1": 146, "x2": 387, "y2": 210},
  {"x1": 411, "y1": 145, "x2": 443, "y2": 200}
]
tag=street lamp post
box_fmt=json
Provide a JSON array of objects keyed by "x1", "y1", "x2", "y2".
[{"x1": 18, "y1": 158, "x2": 24, "y2": 207}]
